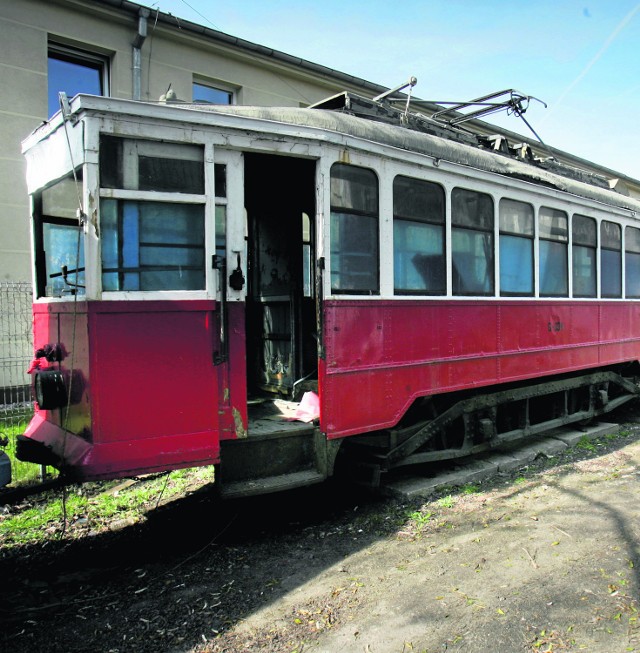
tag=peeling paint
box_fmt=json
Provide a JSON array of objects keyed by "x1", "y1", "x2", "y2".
[
  {"x1": 223, "y1": 387, "x2": 229, "y2": 401},
  {"x1": 233, "y1": 407, "x2": 247, "y2": 439},
  {"x1": 91, "y1": 208, "x2": 99, "y2": 237}
]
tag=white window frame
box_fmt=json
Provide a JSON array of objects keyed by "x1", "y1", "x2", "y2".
[
  {"x1": 48, "y1": 41, "x2": 110, "y2": 116},
  {"x1": 192, "y1": 77, "x2": 237, "y2": 105}
]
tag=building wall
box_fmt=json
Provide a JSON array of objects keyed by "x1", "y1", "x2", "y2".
[{"x1": 0, "y1": 0, "x2": 357, "y2": 284}]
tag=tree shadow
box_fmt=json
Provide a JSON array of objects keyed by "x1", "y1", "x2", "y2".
[{"x1": 1, "y1": 419, "x2": 639, "y2": 652}]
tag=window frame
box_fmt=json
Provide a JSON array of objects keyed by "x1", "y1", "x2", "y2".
[
  {"x1": 600, "y1": 220, "x2": 622, "y2": 299},
  {"x1": 98, "y1": 135, "x2": 209, "y2": 296},
  {"x1": 498, "y1": 198, "x2": 534, "y2": 297},
  {"x1": 33, "y1": 178, "x2": 87, "y2": 299},
  {"x1": 392, "y1": 174, "x2": 446, "y2": 296},
  {"x1": 192, "y1": 80, "x2": 235, "y2": 105},
  {"x1": 571, "y1": 214, "x2": 597, "y2": 299},
  {"x1": 538, "y1": 206, "x2": 568, "y2": 298},
  {"x1": 48, "y1": 42, "x2": 109, "y2": 118},
  {"x1": 625, "y1": 226, "x2": 640, "y2": 299},
  {"x1": 329, "y1": 162, "x2": 380, "y2": 295},
  {"x1": 451, "y1": 186, "x2": 495, "y2": 297}
]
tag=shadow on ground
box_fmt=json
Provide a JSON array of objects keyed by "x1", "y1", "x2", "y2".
[{"x1": 1, "y1": 411, "x2": 640, "y2": 653}]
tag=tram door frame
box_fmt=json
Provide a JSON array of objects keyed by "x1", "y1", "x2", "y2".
[
  {"x1": 242, "y1": 152, "x2": 318, "y2": 400},
  {"x1": 214, "y1": 149, "x2": 248, "y2": 433}
]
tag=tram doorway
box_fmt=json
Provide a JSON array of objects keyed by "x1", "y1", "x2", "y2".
[{"x1": 244, "y1": 153, "x2": 317, "y2": 398}]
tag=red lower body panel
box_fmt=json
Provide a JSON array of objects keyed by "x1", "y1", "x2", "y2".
[
  {"x1": 23, "y1": 300, "x2": 230, "y2": 480},
  {"x1": 320, "y1": 300, "x2": 640, "y2": 438}
]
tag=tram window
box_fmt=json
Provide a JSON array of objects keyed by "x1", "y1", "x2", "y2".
[
  {"x1": 36, "y1": 174, "x2": 86, "y2": 297},
  {"x1": 626, "y1": 227, "x2": 640, "y2": 298},
  {"x1": 215, "y1": 205, "x2": 226, "y2": 261},
  {"x1": 100, "y1": 136, "x2": 204, "y2": 194},
  {"x1": 393, "y1": 175, "x2": 445, "y2": 295},
  {"x1": 539, "y1": 207, "x2": 568, "y2": 297},
  {"x1": 302, "y1": 212, "x2": 313, "y2": 297},
  {"x1": 101, "y1": 199, "x2": 205, "y2": 291},
  {"x1": 330, "y1": 163, "x2": 379, "y2": 294},
  {"x1": 499, "y1": 199, "x2": 533, "y2": 296},
  {"x1": 572, "y1": 215, "x2": 597, "y2": 298},
  {"x1": 41, "y1": 222, "x2": 85, "y2": 297},
  {"x1": 214, "y1": 165, "x2": 227, "y2": 264},
  {"x1": 214, "y1": 164, "x2": 227, "y2": 198},
  {"x1": 601, "y1": 220, "x2": 622, "y2": 298},
  {"x1": 451, "y1": 188, "x2": 494, "y2": 296}
]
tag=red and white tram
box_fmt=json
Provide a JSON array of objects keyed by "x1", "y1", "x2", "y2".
[{"x1": 17, "y1": 90, "x2": 640, "y2": 496}]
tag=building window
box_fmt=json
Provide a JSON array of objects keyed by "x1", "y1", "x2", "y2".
[
  {"x1": 48, "y1": 43, "x2": 109, "y2": 118},
  {"x1": 451, "y1": 188, "x2": 494, "y2": 296},
  {"x1": 192, "y1": 81, "x2": 233, "y2": 105},
  {"x1": 601, "y1": 220, "x2": 622, "y2": 298},
  {"x1": 572, "y1": 214, "x2": 597, "y2": 298},
  {"x1": 539, "y1": 206, "x2": 568, "y2": 297},
  {"x1": 330, "y1": 163, "x2": 379, "y2": 294},
  {"x1": 499, "y1": 198, "x2": 534, "y2": 296},
  {"x1": 393, "y1": 175, "x2": 445, "y2": 295}
]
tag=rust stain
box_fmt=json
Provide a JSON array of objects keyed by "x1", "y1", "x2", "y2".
[{"x1": 233, "y1": 407, "x2": 247, "y2": 439}]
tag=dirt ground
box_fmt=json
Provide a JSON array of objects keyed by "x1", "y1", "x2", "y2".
[{"x1": 2, "y1": 415, "x2": 640, "y2": 653}]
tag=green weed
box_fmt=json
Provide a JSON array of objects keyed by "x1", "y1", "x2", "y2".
[
  {"x1": 406, "y1": 509, "x2": 432, "y2": 528},
  {"x1": 576, "y1": 436, "x2": 597, "y2": 452},
  {"x1": 437, "y1": 495, "x2": 455, "y2": 509}
]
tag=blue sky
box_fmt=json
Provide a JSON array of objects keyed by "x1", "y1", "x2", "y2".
[{"x1": 151, "y1": 0, "x2": 640, "y2": 180}]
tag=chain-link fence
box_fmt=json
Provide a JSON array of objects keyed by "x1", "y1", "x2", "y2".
[{"x1": 0, "y1": 281, "x2": 35, "y2": 484}]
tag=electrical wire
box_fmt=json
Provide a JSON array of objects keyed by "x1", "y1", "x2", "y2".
[{"x1": 57, "y1": 93, "x2": 87, "y2": 538}]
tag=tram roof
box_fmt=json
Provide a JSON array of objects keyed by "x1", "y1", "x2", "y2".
[{"x1": 24, "y1": 94, "x2": 640, "y2": 216}]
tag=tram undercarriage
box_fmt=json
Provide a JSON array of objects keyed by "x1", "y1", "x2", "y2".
[
  {"x1": 217, "y1": 365, "x2": 640, "y2": 497},
  {"x1": 338, "y1": 366, "x2": 640, "y2": 488}
]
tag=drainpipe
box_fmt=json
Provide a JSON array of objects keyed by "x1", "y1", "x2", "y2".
[{"x1": 132, "y1": 8, "x2": 150, "y2": 100}]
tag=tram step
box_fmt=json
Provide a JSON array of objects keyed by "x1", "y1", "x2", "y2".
[
  {"x1": 219, "y1": 469, "x2": 326, "y2": 499},
  {"x1": 219, "y1": 426, "x2": 327, "y2": 488}
]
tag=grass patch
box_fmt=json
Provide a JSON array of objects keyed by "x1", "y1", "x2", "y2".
[
  {"x1": 0, "y1": 465, "x2": 216, "y2": 548},
  {"x1": 576, "y1": 435, "x2": 598, "y2": 452},
  {"x1": 0, "y1": 406, "x2": 45, "y2": 485}
]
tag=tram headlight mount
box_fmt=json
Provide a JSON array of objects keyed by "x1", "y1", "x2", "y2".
[{"x1": 34, "y1": 369, "x2": 67, "y2": 410}]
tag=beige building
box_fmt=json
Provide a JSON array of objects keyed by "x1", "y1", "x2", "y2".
[
  {"x1": 1, "y1": 0, "x2": 639, "y2": 285},
  {"x1": 0, "y1": 0, "x2": 395, "y2": 284}
]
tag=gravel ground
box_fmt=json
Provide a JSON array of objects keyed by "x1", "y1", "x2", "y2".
[{"x1": 2, "y1": 415, "x2": 640, "y2": 653}]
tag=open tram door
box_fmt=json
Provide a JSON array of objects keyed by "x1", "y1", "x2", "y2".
[
  {"x1": 243, "y1": 153, "x2": 318, "y2": 401},
  {"x1": 217, "y1": 152, "x2": 325, "y2": 497}
]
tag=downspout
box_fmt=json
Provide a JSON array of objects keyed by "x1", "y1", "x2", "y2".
[{"x1": 132, "y1": 8, "x2": 150, "y2": 100}]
